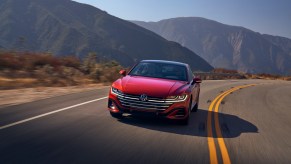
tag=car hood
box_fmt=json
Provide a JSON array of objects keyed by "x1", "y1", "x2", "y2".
[{"x1": 113, "y1": 75, "x2": 188, "y2": 98}]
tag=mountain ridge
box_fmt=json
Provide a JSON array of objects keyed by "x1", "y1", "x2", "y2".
[
  {"x1": 132, "y1": 17, "x2": 291, "y2": 75},
  {"x1": 0, "y1": 0, "x2": 213, "y2": 71}
]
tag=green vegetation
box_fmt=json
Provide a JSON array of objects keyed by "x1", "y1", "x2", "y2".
[{"x1": 0, "y1": 51, "x2": 124, "y2": 89}]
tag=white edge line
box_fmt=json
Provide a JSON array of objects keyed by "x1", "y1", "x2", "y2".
[{"x1": 0, "y1": 97, "x2": 108, "y2": 130}]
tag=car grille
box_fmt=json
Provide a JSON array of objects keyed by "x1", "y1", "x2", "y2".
[{"x1": 117, "y1": 93, "x2": 174, "y2": 111}]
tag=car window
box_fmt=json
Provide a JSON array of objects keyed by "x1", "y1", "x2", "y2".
[
  {"x1": 188, "y1": 67, "x2": 194, "y2": 80},
  {"x1": 129, "y1": 62, "x2": 188, "y2": 81}
]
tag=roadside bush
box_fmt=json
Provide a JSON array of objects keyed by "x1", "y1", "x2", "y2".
[
  {"x1": 257, "y1": 73, "x2": 280, "y2": 79},
  {"x1": 81, "y1": 53, "x2": 97, "y2": 74},
  {"x1": 0, "y1": 51, "x2": 126, "y2": 88},
  {"x1": 91, "y1": 61, "x2": 123, "y2": 83},
  {"x1": 0, "y1": 52, "x2": 23, "y2": 70},
  {"x1": 62, "y1": 56, "x2": 81, "y2": 69},
  {"x1": 212, "y1": 68, "x2": 238, "y2": 74}
]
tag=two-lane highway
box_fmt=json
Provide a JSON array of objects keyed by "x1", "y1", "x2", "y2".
[{"x1": 0, "y1": 80, "x2": 291, "y2": 164}]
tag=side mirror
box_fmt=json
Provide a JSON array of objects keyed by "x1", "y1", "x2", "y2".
[
  {"x1": 191, "y1": 77, "x2": 202, "y2": 85},
  {"x1": 119, "y1": 70, "x2": 127, "y2": 76}
]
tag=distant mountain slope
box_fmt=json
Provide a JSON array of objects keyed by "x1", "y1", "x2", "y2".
[
  {"x1": 132, "y1": 17, "x2": 291, "y2": 75},
  {"x1": 263, "y1": 34, "x2": 291, "y2": 57},
  {"x1": 0, "y1": 0, "x2": 213, "y2": 71}
]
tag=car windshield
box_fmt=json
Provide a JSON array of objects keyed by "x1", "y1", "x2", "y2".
[{"x1": 129, "y1": 62, "x2": 188, "y2": 81}]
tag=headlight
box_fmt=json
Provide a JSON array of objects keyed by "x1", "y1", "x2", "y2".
[
  {"x1": 166, "y1": 94, "x2": 187, "y2": 102},
  {"x1": 177, "y1": 94, "x2": 187, "y2": 100},
  {"x1": 111, "y1": 87, "x2": 123, "y2": 95}
]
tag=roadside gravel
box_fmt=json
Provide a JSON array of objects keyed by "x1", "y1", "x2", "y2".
[{"x1": 0, "y1": 84, "x2": 109, "y2": 108}]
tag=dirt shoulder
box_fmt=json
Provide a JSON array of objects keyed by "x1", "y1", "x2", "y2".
[{"x1": 0, "y1": 84, "x2": 109, "y2": 108}]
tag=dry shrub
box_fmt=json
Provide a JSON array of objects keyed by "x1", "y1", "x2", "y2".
[
  {"x1": 212, "y1": 68, "x2": 238, "y2": 74},
  {"x1": 0, "y1": 51, "x2": 81, "y2": 71},
  {"x1": 61, "y1": 56, "x2": 81, "y2": 69},
  {"x1": 257, "y1": 73, "x2": 280, "y2": 79},
  {"x1": 0, "y1": 51, "x2": 127, "y2": 88},
  {"x1": 0, "y1": 52, "x2": 23, "y2": 70},
  {"x1": 92, "y1": 61, "x2": 123, "y2": 83}
]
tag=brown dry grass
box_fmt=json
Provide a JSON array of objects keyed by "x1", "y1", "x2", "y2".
[
  {"x1": 0, "y1": 77, "x2": 38, "y2": 89},
  {"x1": 195, "y1": 68, "x2": 291, "y2": 81},
  {"x1": 0, "y1": 51, "x2": 123, "y2": 107},
  {"x1": 0, "y1": 51, "x2": 125, "y2": 89}
]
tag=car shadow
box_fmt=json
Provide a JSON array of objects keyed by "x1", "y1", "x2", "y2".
[{"x1": 118, "y1": 108, "x2": 258, "y2": 138}]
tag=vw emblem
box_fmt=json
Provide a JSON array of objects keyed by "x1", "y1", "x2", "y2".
[{"x1": 140, "y1": 94, "x2": 148, "y2": 102}]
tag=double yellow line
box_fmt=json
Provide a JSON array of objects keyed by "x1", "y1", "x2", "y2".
[{"x1": 207, "y1": 84, "x2": 256, "y2": 164}]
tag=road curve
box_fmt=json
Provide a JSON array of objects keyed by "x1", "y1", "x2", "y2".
[{"x1": 0, "y1": 79, "x2": 290, "y2": 164}]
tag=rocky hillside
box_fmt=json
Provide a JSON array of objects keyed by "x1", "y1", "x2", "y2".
[
  {"x1": 0, "y1": 0, "x2": 213, "y2": 71},
  {"x1": 132, "y1": 17, "x2": 291, "y2": 75}
]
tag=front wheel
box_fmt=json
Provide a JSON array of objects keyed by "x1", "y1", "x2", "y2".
[
  {"x1": 192, "y1": 103, "x2": 198, "y2": 112},
  {"x1": 110, "y1": 112, "x2": 123, "y2": 119},
  {"x1": 180, "y1": 117, "x2": 189, "y2": 125}
]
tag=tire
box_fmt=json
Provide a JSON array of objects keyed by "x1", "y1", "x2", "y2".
[
  {"x1": 180, "y1": 117, "x2": 189, "y2": 125},
  {"x1": 192, "y1": 94, "x2": 199, "y2": 112},
  {"x1": 192, "y1": 103, "x2": 198, "y2": 112},
  {"x1": 110, "y1": 112, "x2": 123, "y2": 119}
]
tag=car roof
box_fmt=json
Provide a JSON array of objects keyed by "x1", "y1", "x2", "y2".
[{"x1": 140, "y1": 60, "x2": 189, "y2": 67}]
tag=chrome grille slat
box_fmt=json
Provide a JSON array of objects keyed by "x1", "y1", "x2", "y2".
[
  {"x1": 119, "y1": 100, "x2": 170, "y2": 108},
  {"x1": 118, "y1": 95, "x2": 139, "y2": 100},
  {"x1": 118, "y1": 97, "x2": 172, "y2": 105},
  {"x1": 117, "y1": 93, "x2": 174, "y2": 111}
]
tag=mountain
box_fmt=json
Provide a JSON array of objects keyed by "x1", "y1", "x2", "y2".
[
  {"x1": 262, "y1": 34, "x2": 291, "y2": 57},
  {"x1": 132, "y1": 17, "x2": 291, "y2": 75},
  {"x1": 0, "y1": 0, "x2": 213, "y2": 71}
]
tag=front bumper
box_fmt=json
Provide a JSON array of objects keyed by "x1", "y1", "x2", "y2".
[{"x1": 108, "y1": 92, "x2": 190, "y2": 120}]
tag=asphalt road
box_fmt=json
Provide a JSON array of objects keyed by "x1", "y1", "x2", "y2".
[{"x1": 0, "y1": 79, "x2": 291, "y2": 164}]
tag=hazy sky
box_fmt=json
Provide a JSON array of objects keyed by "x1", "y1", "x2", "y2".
[{"x1": 74, "y1": 0, "x2": 291, "y2": 39}]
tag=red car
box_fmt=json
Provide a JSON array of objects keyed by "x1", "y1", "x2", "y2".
[{"x1": 108, "y1": 60, "x2": 201, "y2": 125}]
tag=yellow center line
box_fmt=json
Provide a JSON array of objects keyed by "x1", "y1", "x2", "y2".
[
  {"x1": 207, "y1": 87, "x2": 239, "y2": 164},
  {"x1": 214, "y1": 84, "x2": 256, "y2": 164},
  {"x1": 207, "y1": 84, "x2": 256, "y2": 164}
]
